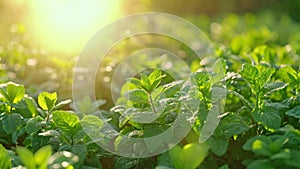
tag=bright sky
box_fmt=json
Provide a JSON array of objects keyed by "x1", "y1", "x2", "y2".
[{"x1": 27, "y1": 0, "x2": 122, "y2": 54}]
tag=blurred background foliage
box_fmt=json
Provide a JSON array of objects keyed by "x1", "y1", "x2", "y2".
[{"x1": 0, "y1": 0, "x2": 300, "y2": 108}]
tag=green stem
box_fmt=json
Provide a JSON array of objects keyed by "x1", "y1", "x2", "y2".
[
  {"x1": 148, "y1": 92, "x2": 157, "y2": 114},
  {"x1": 46, "y1": 111, "x2": 51, "y2": 122},
  {"x1": 255, "y1": 90, "x2": 260, "y2": 110}
]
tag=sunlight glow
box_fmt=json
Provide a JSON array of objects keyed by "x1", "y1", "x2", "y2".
[{"x1": 28, "y1": 0, "x2": 121, "y2": 54}]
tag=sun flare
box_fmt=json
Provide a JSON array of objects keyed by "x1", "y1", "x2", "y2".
[{"x1": 28, "y1": 0, "x2": 121, "y2": 54}]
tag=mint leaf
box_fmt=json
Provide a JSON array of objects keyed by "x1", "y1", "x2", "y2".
[
  {"x1": 0, "y1": 82, "x2": 25, "y2": 104},
  {"x1": 217, "y1": 113, "x2": 250, "y2": 137},
  {"x1": 169, "y1": 143, "x2": 209, "y2": 169},
  {"x1": 210, "y1": 137, "x2": 228, "y2": 156},
  {"x1": 243, "y1": 136, "x2": 272, "y2": 157},
  {"x1": 24, "y1": 96, "x2": 39, "y2": 117},
  {"x1": 285, "y1": 106, "x2": 300, "y2": 118},
  {"x1": 125, "y1": 89, "x2": 148, "y2": 103},
  {"x1": 191, "y1": 72, "x2": 210, "y2": 87},
  {"x1": 127, "y1": 77, "x2": 143, "y2": 88},
  {"x1": 80, "y1": 115, "x2": 103, "y2": 138},
  {"x1": 52, "y1": 110, "x2": 80, "y2": 136},
  {"x1": 0, "y1": 144, "x2": 11, "y2": 169},
  {"x1": 253, "y1": 106, "x2": 281, "y2": 130},
  {"x1": 148, "y1": 69, "x2": 164, "y2": 91},
  {"x1": 263, "y1": 82, "x2": 288, "y2": 94},
  {"x1": 247, "y1": 159, "x2": 275, "y2": 169},
  {"x1": 140, "y1": 73, "x2": 151, "y2": 91},
  {"x1": 38, "y1": 92, "x2": 57, "y2": 111},
  {"x1": 53, "y1": 99, "x2": 72, "y2": 111},
  {"x1": 34, "y1": 145, "x2": 52, "y2": 168},
  {"x1": 2, "y1": 114, "x2": 23, "y2": 135},
  {"x1": 240, "y1": 63, "x2": 259, "y2": 88},
  {"x1": 277, "y1": 66, "x2": 297, "y2": 83},
  {"x1": 16, "y1": 146, "x2": 36, "y2": 169},
  {"x1": 257, "y1": 67, "x2": 275, "y2": 89},
  {"x1": 6, "y1": 82, "x2": 25, "y2": 104},
  {"x1": 25, "y1": 116, "x2": 44, "y2": 134}
]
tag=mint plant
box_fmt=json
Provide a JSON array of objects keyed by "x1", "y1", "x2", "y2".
[{"x1": 1, "y1": 12, "x2": 300, "y2": 169}]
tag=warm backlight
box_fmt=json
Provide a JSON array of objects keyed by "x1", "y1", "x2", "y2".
[{"x1": 28, "y1": 0, "x2": 121, "y2": 54}]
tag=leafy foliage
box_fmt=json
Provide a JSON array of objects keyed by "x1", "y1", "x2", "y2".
[{"x1": 0, "y1": 12, "x2": 300, "y2": 169}]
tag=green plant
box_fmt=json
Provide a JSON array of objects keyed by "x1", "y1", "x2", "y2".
[{"x1": 1, "y1": 12, "x2": 300, "y2": 169}]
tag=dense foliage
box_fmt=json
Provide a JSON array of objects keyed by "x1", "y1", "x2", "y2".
[{"x1": 1, "y1": 12, "x2": 300, "y2": 169}]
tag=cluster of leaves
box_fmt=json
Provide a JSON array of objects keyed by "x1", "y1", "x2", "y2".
[
  {"x1": 0, "y1": 60, "x2": 299, "y2": 169},
  {"x1": 1, "y1": 13, "x2": 300, "y2": 169},
  {"x1": 0, "y1": 82, "x2": 110, "y2": 169},
  {"x1": 111, "y1": 61, "x2": 300, "y2": 169}
]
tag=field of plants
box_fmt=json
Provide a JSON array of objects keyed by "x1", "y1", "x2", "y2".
[{"x1": 1, "y1": 1, "x2": 300, "y2": 169}]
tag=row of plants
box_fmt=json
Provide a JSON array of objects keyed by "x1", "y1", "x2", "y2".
[
  {"x1": 1, "y1": 12, "x2": 300, "y2": 105},
  {"x1": 0, "y1": 12, "x2": 300, "y2": 169},
  {"x1": 1, "y1": 58, "x2": 299, "y2": 168}
]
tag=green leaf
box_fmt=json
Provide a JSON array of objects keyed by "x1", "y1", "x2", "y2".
[
  {"x1": 140, "y1": 73, "x2": 151, "y2": 91},
  {"x1": 243, "y1": 136, "x2": 272, "y2": 157},
  {"x1": 285, "y1": 105, "x2": 300, "y2": 118},
  {"x1": 211, "y1": 87, "x2": 227, "y2": 103},
  {"x1": 80, "y1": 115, "x2": 103, "y2": 140},
  {"x1": 253, "y1": 106, "x2": 281, "y2": 130},
  {"x1": 191, "y1": 72, "x2": 210, "y2": 87},
  {"x1": 270, "y1": 150, "x2": 290, "y2": 160},
  {"x1": 2, "y1": 113, "x2": 23, "y2": 135},
  {"x1": 263, "y1": 82, "x2": 288, "y2": 93},
  {"x1": 155, "y1": 166, "x2": 173, "y2": 169},
  {"x1": 277, "y1": 65, "x2": 297, "y2": 83},
  {"x1": 169, "y1": 143, "x2": 209, "y2": 169},
  {"x1": 125, "y1": 89, "x2": 149, "y2": 103},
  {"x1": 0, "y1": 144, "x2": 11, "y2": 169},
  {"x1": 25, "y1": 116, "x2": 44, "y2": 134},
  {"x1": 2, "y1": 82, "x2": 25, "y2": 104},
  {"x1": 218, "y1": 113, "x2": 250, "y2": 137},
  {"x1": 53, "y1": 99, "x2": 72, "y2": 111},
  {"x1": 213, "y1": 59, "x2": 226, "y2": 76},
  {"x1": 148, "y1": 69, "x2": 165, "y2": 91},
  {"x1": 34, "y1": 145, "x2": 52, "y2": 168},
  {"x1": 52, "y1": 111, "x2": 80, "y2": 136},
  {"x1": 230, "y1": 36, "x2": 243, "y2": 54},
  {"x1": 210, "y1": 137, "x2": 228, "y2": 156},
  {"x1": 12, "y1": 128, "x2": 25, "y2": 144},
  {"x1": 16, "y1": 146, "x2": 36, "y2": 169},
  {"x1": 71, "y1": 144, "x2": 87, "y2": 167},
  {"x1": 13, "y1": 99, "x2": 33, "y2": 118},
  {"x1": 199, "y1": 105, "x2": 222, "y2": 143},
  {"x1": 120, "y1": 108, "x2": 159, "y2": 126},
  {"x1": 227, "y1": 90, "x2": 254, "y2": 108},
  {"x1": 219, "y1": 164, "x2": 229, "y2": 169},
  {"x1": 211, "y1": 58, "x2": 226, "y2": 83},
  {"x1": 246, "y1": 159, "x2": 275, "y2": 169},
  {"x1": 38, "y1": 92, "x2": 57, "y2": 111},
  {"x1": 284, "y1": 150, "x2": 300, "y2": 168},
  {"x1": 127, "y1": 77, "x2": 142, "y2": 87},
  {"x1": 24, "y1": 96, "x2": 39, "y2": 117},
  {"x1": 257, "y1": 67, "x2": 275, "y2": 89},
  {"x1": 162, "y1": 80, "x2": 183, "y2": 97},
  {"x1": 32, "y1": 135, "x2": 51, "y2": 152},
  {"x1": 240, "y1": 63, "x2": 258, "y2": 88},
  {"x1": 157, "y1": 152, "x2": 173, "y2": 168}
]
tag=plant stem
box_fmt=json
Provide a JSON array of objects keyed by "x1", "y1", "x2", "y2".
[
  {"x1": 148, "y1": 92, "x2": 157, "y2": 114},
  {"x1": 46, "y1": 111, "x2": 50, "y2": 123},
  {"x1": 255, "y1": 90, "x2": 260, "y2": 110}
]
